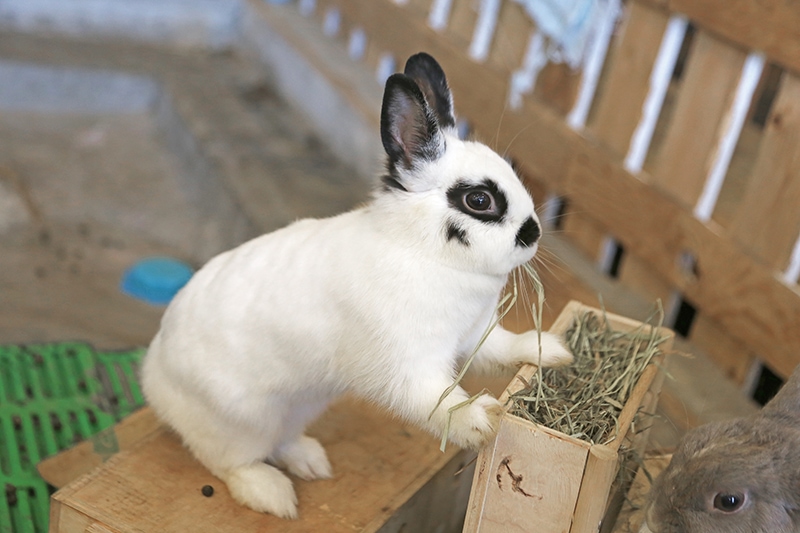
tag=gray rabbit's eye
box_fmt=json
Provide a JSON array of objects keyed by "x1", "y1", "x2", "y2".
[
  {"x1": 465, "y1": 191, "x2": 493, "y2": 211},
  {"x1": 713, "y1": 492, "x2": 745, "y2": 513}
]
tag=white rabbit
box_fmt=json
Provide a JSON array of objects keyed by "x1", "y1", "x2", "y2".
[
  {"x1": 141, "y1": 52, "x2": 572, "y2": 519},
  {"x1": 641, "y1": 365, "x2": 800, "y2": 533}
]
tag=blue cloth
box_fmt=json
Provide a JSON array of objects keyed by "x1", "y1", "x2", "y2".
[{"x1": 514, "y1": 0, "x2": 618, "y2": 68}]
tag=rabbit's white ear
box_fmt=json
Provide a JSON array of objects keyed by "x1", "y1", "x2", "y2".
[
  {"x1": 380, "y1": 73, "x2": 444, "y2": 175},
  {"x1": 403, "y1": 53, "x2": 455, "y2": 129}
]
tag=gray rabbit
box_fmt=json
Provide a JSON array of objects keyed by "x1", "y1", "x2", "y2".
[{"x1": 641, "y1": 366, "x2": 800, "y2": 533}]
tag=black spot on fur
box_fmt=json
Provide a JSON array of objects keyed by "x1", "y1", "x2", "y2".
[
  {"x1": 446, "y1": 179, "x2": 508, "y2": 223},
  {"x1": 515, "y1": 217, "x2": 541, "y2": 247},
  {"x1": 446, "y1": 222, "x2": 469, "y2": 245}
]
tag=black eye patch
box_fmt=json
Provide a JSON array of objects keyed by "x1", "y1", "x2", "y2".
[{"x1": 446, "y1": 179, "x2": 508, "y2": 223}]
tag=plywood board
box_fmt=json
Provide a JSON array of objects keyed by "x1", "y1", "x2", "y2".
[{"x1": 50, "y1": 397, "x2": 465, "y2": 533}]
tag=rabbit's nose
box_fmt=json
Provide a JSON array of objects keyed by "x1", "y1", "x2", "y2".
[{"x1": 515, "y1": 217, "x2": 541, "y2": 247}]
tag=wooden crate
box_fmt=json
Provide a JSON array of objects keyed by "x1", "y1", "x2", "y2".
[
  {"x1": 463, "y1": 301, "x2": 674, "y2": 533},
  {"x1": 45, "y1": 397, "x2": 473, "y2": 533}
]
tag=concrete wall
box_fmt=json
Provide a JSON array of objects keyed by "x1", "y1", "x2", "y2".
[{"x1": 0, "y1": 0, "x2": 243, "y2": 49}]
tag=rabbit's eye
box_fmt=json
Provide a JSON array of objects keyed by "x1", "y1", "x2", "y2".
[
  {"x1": 713, "y1": 492, "x2": 745, "y2": 513},
  {"x1": 465, "y1": 191, "x2": 493, "y2": 212},
  {"x1": 447, "y1": 180, "x2": 507, "y2": 223}
]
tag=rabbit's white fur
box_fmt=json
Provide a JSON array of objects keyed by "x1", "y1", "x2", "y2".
[{"x1": 142, "y1": 53, "x2": 571, "y2": 519}]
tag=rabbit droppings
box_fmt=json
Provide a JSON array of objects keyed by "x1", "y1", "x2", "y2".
[
  {"x1": 141, "y1": 53, "x2": 572, "y2": 519},
  {"x1": 641, "y1": 366, "x2": 800, "y2": 533}
]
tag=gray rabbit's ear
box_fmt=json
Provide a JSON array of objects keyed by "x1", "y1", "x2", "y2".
[
  {"x1": 761, "y1": 365, "x2": 800, "y2": 422},
  {"x1": 380, "y1": 73, "x2": 444, "y2": 175},
  {"x1": 403, "y1": 53, "x2": 456, "y2": 130}
]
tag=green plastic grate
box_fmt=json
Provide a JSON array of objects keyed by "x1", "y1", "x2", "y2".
[{"x1": 0, "y1": 343, "x2": 146, "y2": 533}]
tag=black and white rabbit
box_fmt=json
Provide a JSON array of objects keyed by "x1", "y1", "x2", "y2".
[
  {"x1": 141, "y1": 52, "x2": 572, "y2": 519},
  {"x1": 641, "y1": 365, "x2": 800, "y2": 533}
]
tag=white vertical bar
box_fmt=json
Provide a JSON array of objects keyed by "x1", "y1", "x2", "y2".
[
  {"x1": 298, "y1": 0, "x2": 316, "y2": 16},
  {"x1": 376, "y1": 54, "x2": 396, "y2": 85},
  {"x1": 469, "y1": 0, "x2": 501, "y2": 62},
  {"x1": 540, "y1": 193, "x2": 564, "y2": 229},
  {"x1": 597, "y1": 236, "x2": 619, "y2": 274},
  {"x1": 509, "y1": 31, "x2": 547, "y2": 109},
  {"x1": 566, "y1": 0, "x2": 621, "y2": 130},
  {"x1": 428, "y1": 0, "x2": 453, "y2": 31},
  {"x1": 783, "y1": 232, "x2": 800, "y2": 285},
  {"x1": 348, "y1": 28, "x2": 367, "y2": 61},
  {"x1": 323, "y1": 7, "x2": 341, "y2": 37},
  {"x1": 624, "y1": 16, "x2": 688, "y2": 174},
  {"x1": 694, "y1": 53, "x2": 765, "y2": 222},
  {"x1": 663, "y1": 290, "x2": 684, "y2": 331}
]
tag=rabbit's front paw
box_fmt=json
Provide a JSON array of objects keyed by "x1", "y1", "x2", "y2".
[
  {"x1": 446, "y1": 394, "x2": 503, "y2": 451},
  {"x1": 273, "y1": 435, "x2": 332, "y2": 481},
  {"x1": 225, "y1": 462, "x2": 298, "y2": 518},
  {"x1": 516, "y1": 331, "x2": 573, "y2": 368}
]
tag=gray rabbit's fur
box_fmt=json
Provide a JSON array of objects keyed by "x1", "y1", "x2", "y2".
[{"x1": 642, "y1": 366, "x2": 800, "y2": 533}]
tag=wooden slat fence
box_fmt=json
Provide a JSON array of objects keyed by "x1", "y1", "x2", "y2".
[{"x1": 282, "y1": 0, "x2": 800, "y2": 384}]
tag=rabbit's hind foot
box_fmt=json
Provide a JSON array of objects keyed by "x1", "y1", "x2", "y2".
[
  {"x1": 224, "y1": 462, "x2": 299, "y2": 519},
  {"x1": 272, "y1": 434, "x2": 333, "y2": 481}
]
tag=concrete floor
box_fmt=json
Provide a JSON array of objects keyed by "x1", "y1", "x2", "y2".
[{"x1": 0, "y1": 31, "x2": 370, "y2": 349}]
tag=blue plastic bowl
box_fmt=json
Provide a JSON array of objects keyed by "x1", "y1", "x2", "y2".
[{"x1": 121, "y1": 257, "x2": 194, "y2": 305}]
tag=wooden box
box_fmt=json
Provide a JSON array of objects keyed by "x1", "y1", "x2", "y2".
[{"x1": 463, "y1": 301, "x2": 674, "y2": 533}]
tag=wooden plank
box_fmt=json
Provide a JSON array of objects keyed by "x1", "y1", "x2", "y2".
[
  {"x1": 650, "y1": 30, "x2": 746, "y2": 208},
  {"x1": 564, "y1": 153, "x2": 800, "y2": 379},
  {"x1": 562, "y1": 210, "x2": 607, "y2": 262},
  {"x1": 688, "y1": 315, "x2": 755, "y2": 384},
  {"x1": 634, "y1": 0, "x2": 800, "y2": 77},
  {"x1": 446, "y1": 0, "x2": 479, "y2": 50},
  {"x1": 50, "y1": 399, "x2": 464, "y2": 533},
  {"x1": 617, "y1": 254, "x2": 673, "y2": 309},
  {"x1": 571, "y1": 446, "x2": 619, "y2": 533},
  {"x1": 533, "y1": 62, "x2": 582, "y2": 117},
  {"x1": 486, "y1": 1, "x2": 533, "y2": 73},
  {"x1": 590, "y1": 1, "x2": 671, "y2": 157},
  {"x1": 405, "y1": 0, "x2": 434, "y2": 17},
  {"x1": 465, "y1": 415, "x2": 589, "y2": 532},
  {"x1": 38, "y1": 408, "x2": 162, "y2": 489},
  {"x1": 731, "y1": 73, "x2": 800, "y2": 271}
]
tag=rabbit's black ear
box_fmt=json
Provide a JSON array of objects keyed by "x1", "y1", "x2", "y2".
[
  {"x1": 403, "y1": 53, "x2": 455, "y2": 129},
  {"x1": 381, "y1": 73, "x2": 444, "y2": 173}
]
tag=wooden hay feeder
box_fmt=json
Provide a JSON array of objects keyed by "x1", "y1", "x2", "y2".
[{"x1": 464, "y1": 301, "x2": 674, "y2": 533}]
